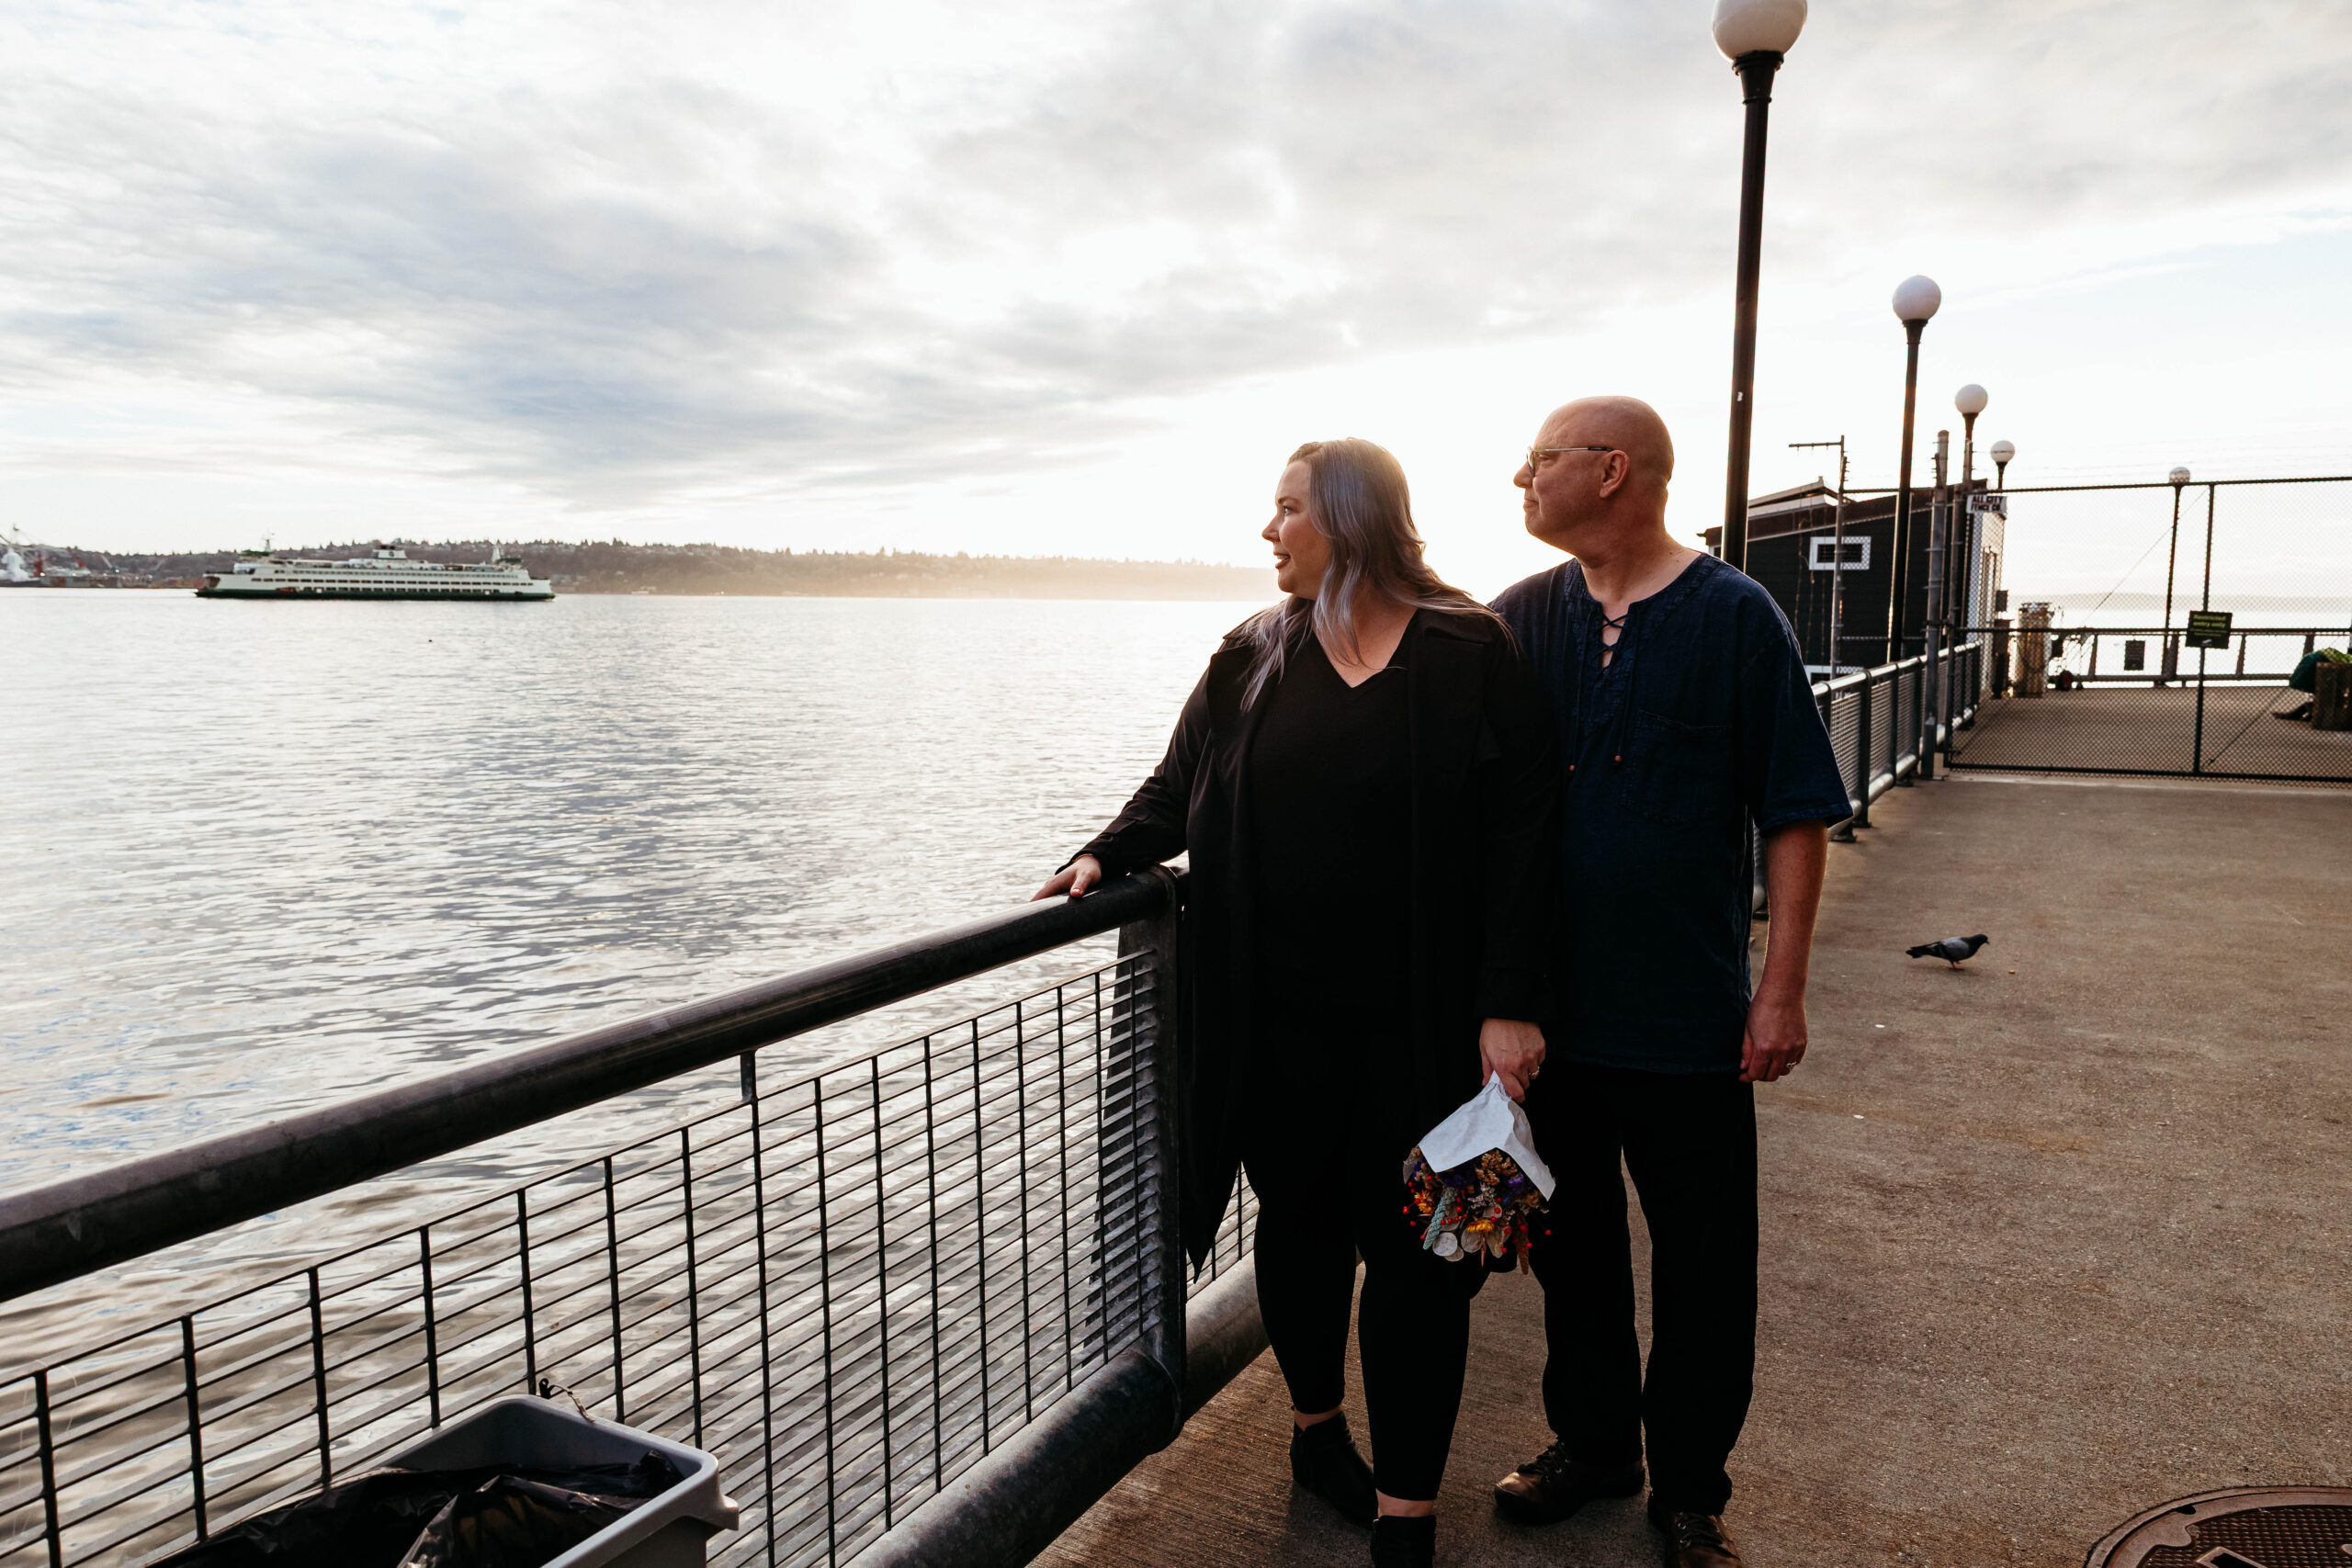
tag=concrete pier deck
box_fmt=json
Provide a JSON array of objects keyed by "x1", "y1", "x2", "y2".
[{"x1": 1042, "y1": 772, "x2": 2352, "y2": 1568}]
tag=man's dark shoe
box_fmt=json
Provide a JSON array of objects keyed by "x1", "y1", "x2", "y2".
[
  {"x1": 1290, "y1": 1414, "x2": 1376, "y2": 1525},
  {"x1": 1369, "y1": 1514, "x2": 1436, "y2": 1568},
  {"x1": 1647, "y1": 1497, "x2": 1742, "y2": 1568},
  {"x1": 1492, "y1": 1440, "x2": 1645, "y2": 1523}
]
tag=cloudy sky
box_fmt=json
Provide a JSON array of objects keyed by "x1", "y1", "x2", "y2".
[{"x1": 6, "y1": 0, "x2": 2351, "y2": 592}]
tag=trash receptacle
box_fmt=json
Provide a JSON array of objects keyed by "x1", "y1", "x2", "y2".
[
  {"x1": 157, "y1": 1397, "x2": 738, "y2": 1568},
  {"x1": 2315, "y1": 660, "x2": 2352, "y2": 730},
  {"x1": 390, "y1": 1398, "x2": 739, "y2": 1568}
]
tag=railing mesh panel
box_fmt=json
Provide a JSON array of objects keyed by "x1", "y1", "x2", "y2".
[
  {"x1": 1950, "y1": 624, "x2": 2351, "y2": 784},
  {"x1": 1812, "y1": 643, "x2": 1978, "y2": 814},
  {"x1": 0, "y1": 953, "x2": 1187, "y2": 1568}
]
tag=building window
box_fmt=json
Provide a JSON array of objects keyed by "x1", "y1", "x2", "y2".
[{"x1": 1808, "y1": 536, "x2": 1870, "y2": 571}]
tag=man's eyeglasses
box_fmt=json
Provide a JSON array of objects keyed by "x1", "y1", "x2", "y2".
[{"x1": 1525, "y1": 446, "x2": 1620, "y2": 471}]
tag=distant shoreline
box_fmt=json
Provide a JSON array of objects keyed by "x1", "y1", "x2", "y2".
[
  {"x1": 9, "y1": 539, "x2": 1279, "y2": 601},
  {"x1": 553, "y1": 585, "x2": 1274, "y2": 601}
]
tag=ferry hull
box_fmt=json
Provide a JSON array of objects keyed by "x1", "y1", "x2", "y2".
[
  {"x1": 198, "y1": 548, "x2": 556, "y2": 600},
  {"x1": 195, "y1": 584, "x2": 555, "y2": 601}
]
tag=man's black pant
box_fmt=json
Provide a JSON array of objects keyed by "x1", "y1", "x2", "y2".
[{"x1": 1523, "y1": 1061, "x2": 1758, "y2": 1515}]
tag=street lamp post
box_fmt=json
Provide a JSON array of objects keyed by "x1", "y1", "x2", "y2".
[
  {"x1": 1886, "y1": 275, "x2": 1941, "y2": 663},
  {"x1": 1926, "y1": 383, "x2": 1989, "y2": 774},
  {"x1": 1985, "y1": 438, "x2": 2017, "y2": 698},
  {"x1": 2161, "y1": 465, "x2": 2190, "y2": 683},
  {"x1": 1916, "y1": 429, "x2": 1949, "y2": 783},
  {"x1": 1712, "y1": 0, "x2": 1808, "y2": 573},
  {"x1": 1951, "y1": 383, "x2": 1987, "y2": 632}
]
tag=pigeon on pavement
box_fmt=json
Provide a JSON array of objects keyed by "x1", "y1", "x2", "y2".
[{"x1": 1907, "y1": 933, "x2": 1990, "y2": 968}]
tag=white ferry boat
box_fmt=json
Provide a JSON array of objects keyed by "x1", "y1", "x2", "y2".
[{"x1": 198, "y1": 547, "x2": 554, "y2": 602}]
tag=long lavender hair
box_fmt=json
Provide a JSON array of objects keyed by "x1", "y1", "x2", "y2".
[{"x1": 1241, "y1": 438, "x2": 1500, "y2": 708}]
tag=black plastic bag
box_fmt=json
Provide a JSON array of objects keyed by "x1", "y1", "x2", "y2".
[{"x1": 156, "y1": 1454, "x2": 682, "y2": 1568}]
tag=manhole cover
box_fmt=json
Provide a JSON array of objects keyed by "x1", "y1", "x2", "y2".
[{"x1": 2086, "y1": 1487, "x2": 2352, "y2": 1568}]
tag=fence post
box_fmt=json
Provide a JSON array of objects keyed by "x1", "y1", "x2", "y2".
[
  {"x1": 1918, "y1": 640, "x2": 1939, "y2": 781},
  {"x1": 1824, "y1": 683, "x2": 1854, "y2": 842},
  {"x1": 1851, "y1": 664, "x2": 1873, "y2": 828},
  {"x1": 1921, "y1": 479, "x2": 1946, "y2": 781},
  {"x1": 1937, "y1": 646, "x2": 1952, "y2": 761},
  {"x1": 2161, "y1": 479, "x2": 2184, "y2": 683},
  {"x1": 1891, "y1": 653, "x2": 1909, "y2": 789},
  {"x1": 33, "y1": 1371, "x2": 61, "y2": 1568},
  {"x1": 2192, "y1": 483, "x2": 2216, "y2": 772},
  {"x1": 1114, "y1": 867, "x2": 1186, "y2": 1439},
  {"x1": 1960, "y1": 642, "x2": 1973, "y2": 732}
]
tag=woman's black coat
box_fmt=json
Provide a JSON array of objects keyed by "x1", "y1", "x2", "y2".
[{"x1": 1076, "y1": 607, "x2": 1563, "y2": 1268}]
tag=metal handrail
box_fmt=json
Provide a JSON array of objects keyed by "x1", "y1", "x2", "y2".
[
  {"x1": 5, "y1": 643, "x2": 2033, "y2": 1568},
  {"x1": 1813, "y1": 647, "x2": 1929, "y2": 698},
  {"x1": 1845, "y1": 473, "x2": 2352, "y2": 493},
  {"x1": 5, "y1": 871, "x2": 1223, "y2": 1568},
  {"x1": 0, "y1": 873, "x2": 1173, "y2": 1304},
  {"x1": 1810, "y1": 641, "x2": 1983, "y2": 829},
  {"x1": 1958, "y1": 624, "x2": 2346, "y2": 637}
]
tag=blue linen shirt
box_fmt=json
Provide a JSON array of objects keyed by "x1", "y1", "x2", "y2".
[{"x1": 1492, "y1": 553, "x2": 1851, "y2": 1074}]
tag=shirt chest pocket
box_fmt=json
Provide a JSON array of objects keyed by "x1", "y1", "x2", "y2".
[{"x1": 1618, "y1": 709, "x2": 1736, "y2": 827}]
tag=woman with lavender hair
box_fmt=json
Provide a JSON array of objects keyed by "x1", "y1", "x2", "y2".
[{"x1": 1033, "y1": 438, "x2": 1561, "y2": 1568}]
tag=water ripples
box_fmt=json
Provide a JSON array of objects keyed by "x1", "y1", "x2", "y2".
[{"x1": 2, "y1": 592, "x2": 1245, "y2": 1339}]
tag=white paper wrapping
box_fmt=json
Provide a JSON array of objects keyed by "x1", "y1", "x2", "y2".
[{"x1": 1412, "y1": 1075, "x2": 1555, "y2": 1200}]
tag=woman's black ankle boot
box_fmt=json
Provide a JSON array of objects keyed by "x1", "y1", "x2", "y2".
[
  {"x1": 1369, "y1": 1513, "x2": 1436, "y2": 1568},
  {"x1": 1289, "y1": 1414, "x2": 1376, "y2": 1524}
]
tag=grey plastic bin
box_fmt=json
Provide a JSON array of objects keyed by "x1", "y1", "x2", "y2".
[{"x1": 386, "y1": 1397, "x2": 739, "y2": 1568}]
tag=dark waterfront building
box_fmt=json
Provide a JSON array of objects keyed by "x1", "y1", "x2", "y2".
[{"x1": 1706, "y1": 479, "x2": 2007, "y2": 672}]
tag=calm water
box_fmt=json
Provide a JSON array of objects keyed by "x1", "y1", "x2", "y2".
[{"x1": 4, "y1": 592, "x2": 1248, "y2": 1333}]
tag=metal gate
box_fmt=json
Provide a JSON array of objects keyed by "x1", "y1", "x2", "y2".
[{"x1": 1944, "y1": 475, "x2": 2352, "y2": 785}]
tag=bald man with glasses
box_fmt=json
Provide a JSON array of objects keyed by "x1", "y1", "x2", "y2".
[{"x1": 1489, "y1": 398, "x2": 1850, "y2": 1568}]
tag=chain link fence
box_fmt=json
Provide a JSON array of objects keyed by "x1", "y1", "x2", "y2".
[{"x1": 1947, "y1": 476, "x2": 2352, "y2": 784}]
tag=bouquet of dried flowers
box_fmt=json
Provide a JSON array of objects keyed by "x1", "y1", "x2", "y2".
[
  {"x1": 1402, "y1": 1146, "x2": 1544, "y2": 1261},
  {"x1": 1400, "y1": 1077, "x2": 1556, "y2": 1264}
]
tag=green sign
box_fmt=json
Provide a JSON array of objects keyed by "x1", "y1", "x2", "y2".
[{"x1": 2185, "y1": 609, "x2": 2234, "y2": 649}]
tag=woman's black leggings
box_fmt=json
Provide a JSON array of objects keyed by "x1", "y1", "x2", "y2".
[{"x1": 1240, "y1": 1106, "x2": 1476, "y2": 1502}]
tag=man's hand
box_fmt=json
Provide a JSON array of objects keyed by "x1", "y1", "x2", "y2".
[
  {"x1": 1030, "y1": 854, "x2": 1104, "y2": 901},
  {"x1": 1743, "y1": 820, "x2": 1826, "y2": 1084},
  {"x1": 1480, "y1": 1018, "x2": 1547, "y2": 1101},
  {"x1": 1739, "y1": 986, "x2": 1807, "y2": 1083}
]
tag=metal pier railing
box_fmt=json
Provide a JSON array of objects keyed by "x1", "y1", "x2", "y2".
[
  {"x1": 1814, "y1": 638, "x2": 1984, "y2": 826},
  {"x1": 0, "y1": 643, "x2": 1981, "y2": 1568},
  {"x1": 0, "y1": 868, "x2": 1259, "y2": 1568}
]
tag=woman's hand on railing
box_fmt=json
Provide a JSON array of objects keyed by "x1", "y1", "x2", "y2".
[
  {"x1": 1479, "y1": 1018, "x2": 1546, "y2": 1102},
  {"x1": 1031, "y1": 854, "x2": 1105, "y2": 900}
]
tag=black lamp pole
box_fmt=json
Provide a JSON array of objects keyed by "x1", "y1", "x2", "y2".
[
  {"x1": 1885, "y1": 318, "x2": 1926, "y2": 663},
  {"x1": 1954, "y1": 406, "x2": 1977, "y2": 629},
  {"x1": 2161, "y1": 469, "x2": 2188, "y2": 684},
  {"x1": 1719, "y1": 50, "x2": 1785, "y2": 575}
]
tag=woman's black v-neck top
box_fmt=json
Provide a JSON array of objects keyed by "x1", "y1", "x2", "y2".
[
  {"x1": 1070, "y1": 602, "x2": 1563, "y2": 1263},
  {"x1": 1245, "y1": 617, "x2": 1416, "y2": 1043}
]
